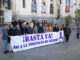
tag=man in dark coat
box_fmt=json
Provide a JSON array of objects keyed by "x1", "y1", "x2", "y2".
[
  {"x1": 65, "y1": 25, "x2": 71, "y2": 42},
  {"x1": 2, "y1": 24, "x2": 9, "y2": 54},
  {"x1": 53, "y1": 24, "x2": 59, "y2": 32},
  {"x1": 21, "y1": 23, "x2": 27, "y2": 35},
  {"x1": 38, "y1": 23, "x2": 44, "y2": 33},
  {"x1": 15, "y1": 24, "x2": 21, "y2": 35},
  {"x1": 27, "y1": 23, "x2": 33, "y2": 34}
]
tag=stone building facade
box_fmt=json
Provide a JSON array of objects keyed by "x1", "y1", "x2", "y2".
[{"x1": 0, "y1": 0, "x2": 80, "y2": 25}]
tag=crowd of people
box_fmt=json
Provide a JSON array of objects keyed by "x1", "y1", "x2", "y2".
[{"x1": 2, "y1": 20, "x2": 80, "y2": 54}]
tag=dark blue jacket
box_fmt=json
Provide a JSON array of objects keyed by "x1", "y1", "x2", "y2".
[
  {"x1": 27, "y1": 27, "x2": 33, "y2": 34},
  {"x1": 21, "y1": 27, "x2": 27, "y2": 35},
  {"x1": 14, "y1": 28, "x2": 21, "y2": 35},
  {"x1": 2, "y1": 28, "x2": 8, "y2": 40},
  {"x1": 53, "y1": 27, "x2": 59, "y2": 32},
  {"x1": 38, "y1": 26, "x2": 44, "y2": 33}
]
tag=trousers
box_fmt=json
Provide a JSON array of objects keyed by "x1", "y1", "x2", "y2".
[{"x1": 3, "y1": 40, "x2": 8, "y2": 52}]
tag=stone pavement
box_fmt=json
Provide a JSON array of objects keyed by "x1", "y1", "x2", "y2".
[{"x1": 0, "y1": 27, "x2": 80, "y2": 60}]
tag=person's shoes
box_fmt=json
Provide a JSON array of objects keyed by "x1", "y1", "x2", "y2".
[
  {"x1": 3, "y1": 50, "x2": 9, "y2": 54},
  {"x1": 3, "y1": 51, "x2": 8, "y2": 54}
]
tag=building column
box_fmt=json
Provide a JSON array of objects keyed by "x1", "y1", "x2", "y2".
[
  {"x1": 37, "y1": 0, "x2": 42, "y2": 16},
  {"x1": 46, "y1": 0, "x2": 50, "y2": 16},
  {"x1": 26, "y1": 0, "x2": 32, "y2": 15}
]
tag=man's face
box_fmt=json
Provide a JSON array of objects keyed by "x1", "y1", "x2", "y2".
[
  {"x1": 40, "y1": 24, "x2": 42, "y2": 27},
  {"x1": 16, "y1": 25, "x2": 19, "y2": 28},
  {"x1": 22, "y1": 24, "x2": 25, "y2": 27},
  {"x1": 6, "y1": 25, "x2": 8, "y2": 28}
]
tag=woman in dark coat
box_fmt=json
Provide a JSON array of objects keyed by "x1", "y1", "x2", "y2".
[
  {"x1": 8, "y1": 24, "x2": 15, "y2": 51},
  {"x1": 8, "y1": 24, "x2": 15, "y2": 43},
  {"x1": 65, "y1": 25, "x2": 71, "y2": 42}
]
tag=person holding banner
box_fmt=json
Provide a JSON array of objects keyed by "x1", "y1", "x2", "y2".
[
  {"x1": 38, "y1": 23, "x2": 44, "y2": 33},
  {"x1": 48, "y1": 23, "x2": 53, "y2": 32},
  {"x1": 33, "y1": 25, "x2": 38, "y2": 33},
  {"x1": 8, "y1": 24, "x2": 15, "y2": 52},
  {"x1": 43, "y1": 23, "x2": 49, "y2": 32},
  {"x1": 14, "y1": 24, "x2": 21, "y2": 35},
  {"x1": 53, "y1": 24, "x2": 59, "y2": 32},
  {"x1": 8, "y1": 24, "x2": 15, "y2": 43},
  {"x1": 2, "y1": 24, "x2": 9, "y2": 54},
  {"x1": 21, "y1": 23, "x2": 27, "y2": 35},
  {"x1": 27, "y1": 23, "x2": 33, "y2": 34}
]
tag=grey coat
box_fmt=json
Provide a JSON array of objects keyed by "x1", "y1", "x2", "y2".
[{"x1": 2, "y1": 28, "x2": 8, "y2": 40}]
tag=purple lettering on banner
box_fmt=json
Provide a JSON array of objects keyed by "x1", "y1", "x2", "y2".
[
  {"x1": 25, "y1": 36, "x2": 29, "y2": 42},
  {"x1": 30, "y1": 36, "x2": 34, "y2": 41},
  {"x1": 33, "y1": 35, "x2": 36, "y2": 40},
  {"x1": 49, "y1": 34, "x2": 53, "y2": 38},
  {"x1": 23, "y1": 44, "x2": 27, "y2": 47},
  {"x1": 45, "y1": 34, "x2": 48, "y2": 39},
  {"x1": 45, "y1": 33, "x2": 53, "y2": 39},
  {"x1": 23, "y1": 36, "x2": 25, "y2": 42},
  {"x1": 13, "y1": 46, "x2": 19, "y2": 49},
  {"x1": 20, "y1": 45, "x2": 23, "y2": 48},
  {"x1": 41, "y1": 41, "x2": 44, "y2": 44},
  {"x1": 36, "y1": 35, "x2": 40, "y2": 40},
  {"x1": 45, "y1": 40, "x2": 48, "y2": 43},
  {"x1": 40, "y1": 34, "x2": 44, "y2": 40},
  {"x1": 49, "y1": 39, "x2": 58, "y2": 42},
  {"x1": 59, "y1": 32, "x2": 63, "y2": 39}
]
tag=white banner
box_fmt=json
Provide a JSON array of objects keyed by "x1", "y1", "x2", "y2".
[{"x1": 10, "y1": 31, "x2": 64, "y2": 52}]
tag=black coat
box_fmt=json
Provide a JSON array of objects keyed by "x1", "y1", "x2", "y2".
[
  {"x1": 14, "y1": 28, "x2": 21, "y2": 35},
  {"x1": 8, "y1": 28, "x2": 15, "y2": 36},
  {"x1": 38, "y1": 26, "x2": 44, "y2": 33},
  {"x1": 8, "y1": 28, "x2": 15, "y2": 43},
  {"x1": 21, "y1": 27, "x2": 27, "y2": 35},
  {"x1": 53, "y1": 27, "x2": 59, "y2": 32}
]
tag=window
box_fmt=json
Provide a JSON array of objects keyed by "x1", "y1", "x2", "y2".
[
  {"x1": 50, "y1": 4, "x2": 54, "y2": 14},
  {"x1": 60, "y1": 0, "x2": 61, "y2": 4},
  {"x1": 51, "y1": 0, "x2": 53, "y2": 1},
  {"x1": 5, "y1": 0, "x2": 11, "y2": 9},
  {"x1": 41, "y1": 2, "x2": 46, "y2": 13},
  {"x1": 65, "y1": 0, "x2": 70, "y2": 13},
  {"x1": 23, "y1": 0, "x2": 25, "y2": 8},
  {"x1": 31, "y1": 0, "x2": 37, "y2": 12}
]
